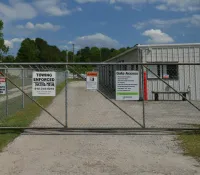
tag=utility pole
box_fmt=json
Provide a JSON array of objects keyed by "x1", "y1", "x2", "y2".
[{"x1": 72, "y1": 44, "x2": 75, "y2": 63}]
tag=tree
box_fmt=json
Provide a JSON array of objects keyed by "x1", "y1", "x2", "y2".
[
  {"x1": 0, "y1": 20, "x2": 9, "y2": 61},
  {"x1": 2, "y1": 55, "x2": 15, "y2": 62},
  {"x1": 15, "y1": 36, "x2": 132, "y2": 64},
  {"x1": 35, "y1": 38, "x2": 49, "y2": 62},
  {"x1": 16, "y1": 38, "x2": 39, "y2": 62},
  {"x1": 90, "y1": 47, "x2": 101, "y2": 62}
]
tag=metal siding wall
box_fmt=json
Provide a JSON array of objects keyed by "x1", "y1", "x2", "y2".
[
  {"x1": 195, "y1": 48, "x2": 200, "y2": 100},
  {"x1": 172, "y1": 48, "x2": 180, "y2": 100},
  {"x1": 143, "y1": 46, "x2": 200, "y2": 101},
  {"x1": 108, "y1": 49, "x2": 139, "y2": 96},
  {"x1": 184, "y1": 48, "x2": 191, "y2": 100},
  {"x1": 178, "y1": 48, "x2": 185, "y2": 100},
  {"x1": 106, "y1": 66, "x2": 109, "y2": 87},
  {"x1": 189, "y1": 47, "x2": 196, "y2": 100}
]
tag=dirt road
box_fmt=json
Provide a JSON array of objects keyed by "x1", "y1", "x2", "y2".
[{"x1": 0, "y1": 81, "x2": 199, "y2": 175}]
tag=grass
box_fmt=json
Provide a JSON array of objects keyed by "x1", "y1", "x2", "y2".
[
  {"x1": 0, "y1": 81, "x2": 66, "y2": 152},
  {"x1": 7, "y1": 78, "x2": 32, "y2": 90},
  {"x1": 178, "y1": 128, "x2": 200, "y2": 161}
]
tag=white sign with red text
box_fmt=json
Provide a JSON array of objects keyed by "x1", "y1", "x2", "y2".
[{"x1": 0, "y1": 77, "x2": 6, "y2": 94}]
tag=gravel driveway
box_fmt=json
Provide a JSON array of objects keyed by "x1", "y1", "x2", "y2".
[{"x1": 0, "y1": 81, "x2": 199, "y2": 175}]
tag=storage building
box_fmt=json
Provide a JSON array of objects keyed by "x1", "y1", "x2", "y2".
[{"x1": 98, "y1": 43, "x2": 200, "y2": 101}]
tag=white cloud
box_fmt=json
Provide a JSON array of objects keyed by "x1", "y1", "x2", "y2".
[
  {"x1": 69, "y1": 33, "x2": 120, "y2": 48},
  {"x1": 190, "y1": 14, "x2": 200, "y2": 26},
  {"x1": 142, "y1": 29, "x2": 174, "y2": 44},
  {"x1": 154, "y1": 0, "x2": 200, "y2": 12},
  {"x1": 4, "y1": 38, "x2": 24, "y2": 48},
  {"x1": 0, "y1": 0, "x2": 37, "y2": 21},
  {"x1": 100, "y1": 21, "x2": 107, "y2": 26},
  {"x1": 16, "y1": 22, "x2": 61, "y2": 31},
  {"x1": 33, "y1": 0, "x2": 81, "y2": 16},
  {"x1": 114, "y1": 6, "x2": 122, "y2": 10},
  {"x1": 76, "y1": 7, "x2": 83, "y2": 11},
  {"x1": 33, "y1": 0, "x2": 70, "y2": 16},
  {"x1": 133, "y1": 15, "x2": 200, "y2": 29},
  {"x1": 75, "y1": 0, "x2": 107, "y2": 3},
  {"x1": 75, "y1": 0, "x2": 200, "y2": 12},
  {"x1": 59, "y1": 45, "x2": 69, "y2": 50}
]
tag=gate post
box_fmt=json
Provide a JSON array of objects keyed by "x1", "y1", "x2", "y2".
[
  {"x1": 141, "y1": 66, "x2": 146, "y2": 128},
  {"x1": 65, "y1": 51, "x2": 68, "y2": 128},
  {"x1": 5, "y1": 69, "x2": 8, "y2": 117},
  {"x1": 22, "y1": 68, "x2": 25, "y2": 109}
]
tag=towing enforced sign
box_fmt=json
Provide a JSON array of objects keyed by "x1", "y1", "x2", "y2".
[{"x1": 32, "y1": 72, "x2": 56, "y2": 96}]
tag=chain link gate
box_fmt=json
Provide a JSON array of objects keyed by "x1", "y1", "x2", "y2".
[
  {"x1": 66, "y1": 62, "x2": 200, "y2": 131},
  {"x1": 0, "y1": 62, "x2": 200, "y2": 131},
  {"x1": 0, "y1": 64, "x2": 67, "y2": 129}
]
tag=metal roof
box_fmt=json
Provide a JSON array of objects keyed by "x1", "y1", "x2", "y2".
[
  {"x1": 137, "y1": 43, "x2": 200, "y2": 48},
  {"x1": 104, "y1": 46, "x2": 138, "y2": 62},
  {"x1": 105, "y1": 43, "x2": 200, "y2": 62}
]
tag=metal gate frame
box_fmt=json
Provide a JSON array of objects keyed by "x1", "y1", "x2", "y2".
[
  {"x1": 0, "y1": 64, "x2": 66, "y2": 130},
  {"x1": 0, "y1": 62, "x2": 199, "y2": 132}
]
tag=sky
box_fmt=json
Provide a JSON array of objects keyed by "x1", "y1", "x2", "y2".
[{"x1": 0, "y1": 0, "x2": 200, "y2": 55}]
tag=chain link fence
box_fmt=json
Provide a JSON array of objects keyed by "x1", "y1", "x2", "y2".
[
  {"x1": 67, "y1": 63, "x2": 200, "y2": 129},
  {"x1": 0, "y1": 63, "x2": 199, "y2": 130},
  {"x1": 0, "y1": 66, "x2": 66, "y2": 128}
]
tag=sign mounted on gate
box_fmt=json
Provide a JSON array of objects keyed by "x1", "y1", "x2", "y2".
[
  {"x1": 32, "y1": 72, "x2": 56, "y2": 96},
  {"x1": 86, "y1": 72, "x2": 98, "y2": 90},
  {"x1": 0, "y1": 77, "x2": 6, "y2": 94},
  {"x1": 116, "y1": 71, "x2": 139, "y2": 100}
]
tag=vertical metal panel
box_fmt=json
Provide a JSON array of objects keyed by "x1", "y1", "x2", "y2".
[
  {"x1": 105, "y1": 66, "x2": 107, "y2": 86},
  {"x1": 172, "y1": 48, "x2": 175, "y2": 100},
  {"x1": 178, "y1": 48, "x2": 185, "y2": 100},
  {"x1": 193, "y1": 47, "x2": 197, "y2": 100},
  {"x1": 149, "y1": 48, "x2": 153, "y2": 100},
  {"x1": 114, "y1": 65, "x2": 116, "y2": 89},
  {"x1": 196, "y1": 48, "x2": 200, "y2": 100},
  {"x1": 183, "y1": 48, "x2": 190, "y2": 99},
  {"x1": 155, "y1": 48, "x2": 159, "y2": 99},
  {"x1": 161, "y1": 48, "x2": 165, "y2": 100}
]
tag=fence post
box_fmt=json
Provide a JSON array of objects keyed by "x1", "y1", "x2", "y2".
[
  {"x1": 65, "y1": 51, "x2": 68, "y2": 128},
  {"x1": 143, "y1": 67, "x2": 148, "y2": 101},
  {"x1": 141, "y1": 66, "x2": 146, "y2": 128},
  {"x1": 22, "y1": 68, "x2": 25, "y2": 108},
  {"x1": 5, "y1": 69, "x2": 8, "y2": 117}
]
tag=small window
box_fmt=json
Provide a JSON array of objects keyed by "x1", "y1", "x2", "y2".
[
  {"x1": 147, "y1": 65, "x2": 158, "y2": 79},
  {"x1": 166, "y1": 65, "x2": 178, "y2": 79},
  {"x1": 147, "y1": 64, "x2": 178, "y2": 80}
]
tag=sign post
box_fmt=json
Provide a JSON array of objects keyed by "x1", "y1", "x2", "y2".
[
  {"x1": 86, "y1": 72, "x2": 98, "y2": 90},
  {"x1": 32, "y1": 71, "x2": 56, "y2": 96},
  {"x1": 116, "y1": 71, "x2": 139, "y2": 100}
]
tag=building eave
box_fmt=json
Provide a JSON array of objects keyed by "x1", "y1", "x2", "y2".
[
  {"x1": 104, "y1": 45, "x2": 138, "y2": 62},
  {"x1": 137, "y1": 43, "x2": 200, "y2": 48}
]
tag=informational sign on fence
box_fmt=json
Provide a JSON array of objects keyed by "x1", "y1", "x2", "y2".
[
  {"x1": 32, "y1": 72, "x2": 56, "y2": 96},
  {"x1": 0, "y1": 77, "x2": 6, "y2": 94},
  {"x1": 116, "y1": 71, "x2": 139, "y2": 100},
  {"x1": 86, "y1": 72, "x2": 98, "y2": 90}
]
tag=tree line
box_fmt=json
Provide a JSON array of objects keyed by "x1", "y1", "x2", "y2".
[{"x1": 0, "y1": 20, "x2": 131, "y2": 63}]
